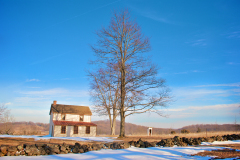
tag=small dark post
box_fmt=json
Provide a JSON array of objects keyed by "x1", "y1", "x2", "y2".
[{"x1": 206, "y1": 128, "x2": 207, "y2": 137}]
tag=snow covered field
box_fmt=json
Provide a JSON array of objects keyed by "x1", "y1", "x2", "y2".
[{"x1": 0, "y1": 135, "x2": 240, "y2": 159}]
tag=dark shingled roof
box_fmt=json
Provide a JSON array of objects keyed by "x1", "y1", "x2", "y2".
[
  {"x1": 49, "y1": 104, "x2": 92, "y2": 115},
  {"x1": 53, "y1": 120, "x2": 97, "y2": 126}
]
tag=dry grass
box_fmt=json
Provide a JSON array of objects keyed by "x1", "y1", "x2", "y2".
[
  {"x1": 192, "y1": 146, "x2": 240, "y2": 159},
  {"x1": 96, "y1": 135, "x2": 119, "y2": 137},
  {"x1": 0, "y1": 137, "x2": 104, "y2": 146},
  {"x1": 112, "y1": 131, "x2": 239, "y2": 142},
  {"x1": 124, "y1": 131, "x2": 239, "y2": 139}
]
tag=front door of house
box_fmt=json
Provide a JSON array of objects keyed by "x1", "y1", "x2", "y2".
[{"x1": 67, "y1": 126, "x2": 71, "y2": 137}]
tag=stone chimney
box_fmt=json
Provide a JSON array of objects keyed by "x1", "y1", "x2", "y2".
[{"x1": 53, "y1": 100, "x2": 57, "y2": 105}]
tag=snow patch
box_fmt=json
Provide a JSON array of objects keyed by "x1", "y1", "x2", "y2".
[{"x1": 201, "y1": 140, "x2": 240, "y2": 145}]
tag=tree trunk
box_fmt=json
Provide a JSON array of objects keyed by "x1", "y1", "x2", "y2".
[
  {"x1": 111, "y1": 118, "x2": 116, "y2": 135},
  {"x1": 119, "y1": 59, "x2": 126, "y2": 137},
  {"x1": 108, "y1": 112, "x2": 114, "y2": 135},
  {"x1": 119, "y1": 110, "x2": 125, "y2": 137}
]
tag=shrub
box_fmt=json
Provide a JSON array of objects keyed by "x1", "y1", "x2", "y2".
[
  {"x1": 171, "y1": 131, "x2": 176, "y2": 134},
  {"x1": 181, "y1": 129, "x2": 190, "y2": 134}
]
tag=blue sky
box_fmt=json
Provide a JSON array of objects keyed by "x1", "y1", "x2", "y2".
[{"x1": 1, "y1": 0, "x2": 240, "y2": 128}]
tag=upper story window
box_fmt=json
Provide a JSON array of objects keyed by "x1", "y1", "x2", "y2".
[
  {"x1": 61, "y1": 114, "x2": 66, "y2": 120},
  {"x1": 79, "y1": 115, "x2": 83, "y2": 122}
]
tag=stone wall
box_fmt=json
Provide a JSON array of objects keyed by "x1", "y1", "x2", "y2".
[
  {"x1": 0, "y1": 141, "x2": 130, "y2": 157},
  {"x1": 1, "y1": 134, "x2": 239, "y2": 157}
]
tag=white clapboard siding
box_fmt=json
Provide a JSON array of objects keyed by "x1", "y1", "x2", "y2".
[
  {"x1": 84, "y1": 115, "x2": 91, "y2": 122},
  {"x1": 53, "y1": 113, "x2": 91, "y2": 122}
]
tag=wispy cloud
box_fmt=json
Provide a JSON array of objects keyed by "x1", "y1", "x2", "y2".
[
  {"x1": 5, "y1": 87, "x2": 90, "y2": 110},
  {"x1": 143, "y1": 13, "x2": 171, "y2": 24},
  {"x1": 186, "y1": 39, "x2": 207, "y2": 46},
  {"x1": 26, "y1": 79, "x2": 40, "y2": 82},
  {"x1": 174, "y1": 71, "x2": 188, "y2": 74},
  {"x1": 171, "y1": 112, "x2": 196, "y2": 119},
  {"x1": 19, "y1": 88, "x2": 88, "y2": 98},
  {"x1": 167, "y1": 103, "x2": 240, "y2": 112},
  {"x1": 27, "y1": 87, "x2": 41, "y2": 88},
  {"x1": 174, "y1": 88, "x2": 226, "y2": 96},
  {"x1": 13, "y1": 108, "x2": 49, "y2": 115},
  {"x1": 53, "y1": 78, "x2": 71, "y2": 81},
  {"x1": 166, "y1": 108, "x2": 186, "y2": 112},
  {"x1": 30, "y1": 53, "x2": 66, "y2": 65},
  {"x1": 14, "y1": 97, "x2": 49, "y2": 106},
  {"x1": 3, "y1": 102, "x2": 12, "y2": 106},
  {"x1": 226, "y1": 31, "x2": 240, "y2": 39},
  {"x1": 26, "y1": 0, "x2": 121, "y2": 38},
  {"x1": 130, "y1": 6, "x2": 174, "y2": 25},
  {"x1": 127, "y1": 103, "x2": 240, "y2": 127},
  {"x1": 227, "y1": 62, "x2": 240, "y2": 65},
  {"x1": 231, "y1": 89, "x2": 240, "y2": 92},
  {"x1": 195, "y1": 82, "x2": 240, "y2": 87},
  {"x1": 164, "y1": 103, "x2": 240, "y2": 120},
  {"x1": 12, "y1": 108, "x2": 50, "y2": 123},
  {"x1": 188, "y1": 103, "x2": 239, "y2": 111},
  {"x1": 172, "y1": 86, "x2": 238, "y2": 103},
  {"x1": 174, "y1": 70, "x2": 203, "y2": 74}
]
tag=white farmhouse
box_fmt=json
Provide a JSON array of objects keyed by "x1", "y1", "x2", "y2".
[{"x1": 49, "y1": 100, "x2": 97, "y2": 137}]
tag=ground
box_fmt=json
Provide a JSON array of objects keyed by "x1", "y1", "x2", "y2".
[{"x1": 1, "y1": 133, "x2": 240, "y2": 159}]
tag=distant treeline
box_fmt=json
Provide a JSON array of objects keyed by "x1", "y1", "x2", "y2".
[
  {"x1": 94, "y1": 120, "x2": 240, "y2": 135},
  {"x1": 181, "y1": 124, "x2": 239, "y2": 133},
  {"x1": 0, "y1": 121, "x2": 49, "y2": 135},
  {"x1": 0, "y1": 120, "x2": 239, "y2": 135}
]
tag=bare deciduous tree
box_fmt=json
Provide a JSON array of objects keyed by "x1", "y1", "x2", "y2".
[
  {"x1": 90, "y1": 9, "x2": 171, "y2": 137},
  {"x1": 0, "y1": 104, "x2": 15, "y2": 135},
  {"x1": 234, "y1": 115, "x2": 238, "y2": 133},
  {"x1": 89, "y1": 63, "x2": 120, "y2": 135},
  {"x1": 0, "y1": 104, "x2": 7, "y2": 121}
]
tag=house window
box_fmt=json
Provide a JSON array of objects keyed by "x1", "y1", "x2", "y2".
[
  {"x1": 74, "y1": 126, "x2": 78, "y2": 134},
  {"x1": 79, "y1": 115, "x2": 83, "y2": 122},
  {"x1": 86, "y1": 126, "x2": 90, "y2": 134},
  {"x1": 61, "y1": 114, "x2": 66, "y2": 120},
  {"x1": 61, "y1": 126, "x2": 66, "y2": 134}
]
